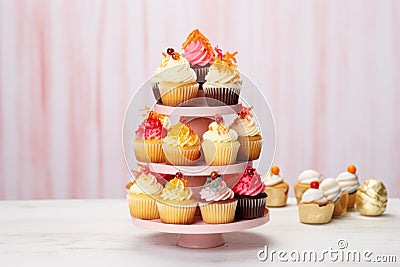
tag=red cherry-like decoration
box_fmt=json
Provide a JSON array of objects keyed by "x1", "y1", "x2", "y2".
[
  {"x1": 167, "y1": 48, "x2": 174, "y2": 55},
  {"x1": 172, "y1": 52, "x2": 180, "y2": 60},
  {"x1": 245, "y1": 166, "x2": 255, "y2": 176},
  {"x1": 310, "y1": 181, "x2": 320, "y2": 189},
  {"x1": 175, "y1": 172, "x2": 183, "y2": 179}
]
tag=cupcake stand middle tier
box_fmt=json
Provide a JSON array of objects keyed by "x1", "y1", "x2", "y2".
[{"x1": 129, "y1": 99, "x2": 270, "y2": 248}]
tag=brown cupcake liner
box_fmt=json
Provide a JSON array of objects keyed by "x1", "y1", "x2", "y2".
[
  {"x1": 133, "y1": 139, "x2": 165, "y2": 163},
  {"x1": 235, "y1": 197, "x2": 267, "y2": 220},
  {"x1": 151, "y1": 82, "x2": 162, "y2": 104},
  {"x1": 201, "y1": 140, "x2": 240, "y2": 166},
  {"x1": 192, "y1": 65, "x2": 210, "y2": 83},
  {"x1": 237, "y1": 138, "x2": 263, "y2": 161},
  {"x1": 199, "y1": 200, "x2": 237, "y2": 224},
  {"x1": 159, "y1": 83, "x2": 199, "y2": 106},
  {"x1": 203, "y1": 87, "x2": 241, "y2": 106},
  {"x1": 156, "y1": 202, "x2": 197, "y2": 224},
  {"x1": 162, "y1": 144, "x2": 201, "y2": 166},
  {"x1": 127, "y1": 195, "x2": 160, "y2": 220}
]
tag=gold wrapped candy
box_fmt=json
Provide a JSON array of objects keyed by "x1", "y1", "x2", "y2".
[{"x1": 356, "y1": 178, "x2": 387, "y2": 216}]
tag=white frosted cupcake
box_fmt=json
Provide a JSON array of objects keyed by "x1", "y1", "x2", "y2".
[
  {"x1": 294, "y1": 169, "x2": 322, "y2": 204},
  {"x1": 264, "y1": 166, "x2": 289, "y2": 207},
  {"x1": 320, "y1": 178, "x2": 348, "y2": 217},
  {"x1": 336, "y1": 165, "x2": 360, "y2": 210}
]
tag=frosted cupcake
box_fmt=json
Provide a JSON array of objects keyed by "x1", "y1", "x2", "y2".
[
  {"x1": 199, "y1": 171, "x2": 237, "y2": 224},
  {"x1": 230, "y1": 106, "x2": 262, "y2": 161},
  {"x1": 232, "y1": 166, "x2": 267, "y2": 219},
  {"x1": 320, "y1": 178, "x2": 348, "y2": 217},
  {"x1": 203, "y1": 49, "x2": 242, "y2": 106},
  {"x1": 162, "y1": 117, "x2": 201, "y2": 166},
  {"x1": 298, "y1": 181, "x2": 334, "y2": 224},
  {"x1": 133, "y1": 111, "x2": 170, "y2": 163},
  {"x1": 156, "y1": 172, "x2": 197, "y2": 224},
  {"x1": 153, "y1": 48, "x2": 199, "y2": 106},
  {"x1": 264, "y1": 166, "x2": 289, "y2": 207},
  {"x1": 181, "y1": 29, "x2": 215, "y2": 84},
  {"x1": 336, "y1": 165, "x2": 360, "y2": 210},
  {"x1": 126, "y1": 164, "x2": 163, "y2": 220},
  {"x1": 202, "y1": 114, "x2": 240, "y2": 166},
  {"x1": 294, "y1": 169, "x2": 322, "y2": 204}
]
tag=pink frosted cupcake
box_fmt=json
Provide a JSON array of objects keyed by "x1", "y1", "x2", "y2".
[{"x1": 232, "y1": 166, "x2": 267, "y2": 219}]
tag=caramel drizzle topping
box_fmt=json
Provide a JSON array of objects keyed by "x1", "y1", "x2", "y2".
[{"x1": 181, "y1": 29, "x2": 215, "y2": 55}]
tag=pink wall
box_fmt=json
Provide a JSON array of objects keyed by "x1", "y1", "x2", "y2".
[{"x1": 0, "y1": 0, "x2": 399, "y2": 199}]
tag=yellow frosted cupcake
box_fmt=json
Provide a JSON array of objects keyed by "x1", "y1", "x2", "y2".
[
  {"x1": 156, "y1": 172, "x2": 197, "y2": 224},
  {"x1": 202, "y1": 114, "x2": 240, "y2": 166},
  {"x1": 264, "y1": 166, "x2": 289, "y2": 207},
  {"x1": 133, "y1": 111, "x2": 170, "y2": 163},
  {"x1": 126, "y1": 164, "x2": 163, "y2": 220},
  {"x1": 199, "y1": 171, "x2": 237, "y2": 224},
  {"x1": 230, "y1": 106, "x2": 262, "y2": 161},
  {"x1": 153, "y1": 48, "x2": 199, "y2": 106},
  {"x1": 162, "y1": 117, "x2": 201, "y2": 166},
  {"x1": 298, "y1": 182, "x2": 334, "y2": 224},
  {"x1": 294, "y1": 169, "x2": 322, "y2": 204},
  {"x1": 336, "y1": 165, "x2": 360, "y2": 210}
]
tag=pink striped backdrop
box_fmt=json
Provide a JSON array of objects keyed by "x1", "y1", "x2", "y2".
[{"x1": 0, "y1": 0, "x2": 399, "y2": 199}]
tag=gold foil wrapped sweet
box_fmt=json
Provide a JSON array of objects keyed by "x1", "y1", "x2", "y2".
[{"x1": 356, "y1": 179, "x2": 387, "y2": 216}]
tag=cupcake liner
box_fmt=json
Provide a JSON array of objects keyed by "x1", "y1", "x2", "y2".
[
  {"x1": 235, "y1": 195, "x2": 267, "y2": 220},
  {"x1": 201, "y1": 140, "x2": 240, "y2": 166},
  {"x1": 265, "y1": 185, "x2": 289, "y2": 207},
  {"x1": 298, "y1": 202, "x2": 334, "y2": 224},
  {"x1": 199, "y1": 200, "x2": 237, "y2": 224},
  {"x1": 192, "y1": 65, "x2": 210, "y2": 83},
  {"x1": 156, "y1": 202, "x2": 197, "y2": 224},
  {"x1": 333, "y1": 192, "x2": 349, "y2": 217},
  {"x1": 159, "y1": 83, "x2": 199, "y2": 106},
  {"x1": 294, "y1": 183, "x2": 310, "y2": 204},
  {"x1": 163, "y1": 144, "x2": 200, "y2": 166},
  {"x1": 127, "y1": 194, "x2": 159, "y2": 220},
  {"x1": 133, "y1": 139, "x2": 164, "y2": 163},
  {"x1": 237, "y1": 137, "x2": 263, "y2": 161},
  {"x1": 347, "y1": 191, "x2": 356, "y2": 210},
  {"x1": 203, "y1": 87, "x2": 241, "y2": 106},
  {"x1": 151, "y1": 82, "x2": 162, "y2": 104}
]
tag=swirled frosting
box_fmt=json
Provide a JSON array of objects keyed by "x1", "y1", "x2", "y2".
[
  {"x1": 336, "y1": 172, "x2": 360, "y2": 193},
  {"x1": 301, "y1": 188, "x2": 328, "y2": 205},
  {"x1": 135, "y1": 111, "x2": 168, "y2": 140},
  {"x1": 203, "y1": 63, "x2": 241, "y2": 89},
  {"x1": 153, "y1": 54, "x2": 196, "y2": 84},
  {"x1": 182, "y1": 40, "x2": 213, "y2": 67},
  {"x1": 160, "y1": 178, "x2": 193, "y2": 202},
  {"x1": 230, "y1": 115, "x2": 261, "y2": 137},
  {"x1": 128, "y1": 172, "x2": 163, "y2": 195},
  {"x1": 232, "y1": 169, "x2": 266, "y2": 196},
  {"x1": 297, "y1": 170, "x2": 322, "y2": 185},
  {"x1": 163, "y1": 122, "x2": 199, "y2": 147},
  {"x1": 203, "y1": 121, "x2": 238, "y2": 143},
  {"x1": 319, "y1": 178, "x2": 341, "y2": 202},
  {"x1": 200, "y1": 176, "x2": 234, "y2": 202},
  {"x1": 264, "y1": 172, "x2": 284, "y2": 186}
]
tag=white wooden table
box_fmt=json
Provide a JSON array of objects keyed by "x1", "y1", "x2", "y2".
[{"x1": 1, "y1": 198, "x2": 399, "y2": 267}]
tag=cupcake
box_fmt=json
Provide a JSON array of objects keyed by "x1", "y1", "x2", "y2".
[
  {"x1": 181, "y1": 29, "x2": 215, "y2": 85},
  {"x1": 264, "y1": 166, "x2": 289, "y2": 207},
  {"x1": 153, "y1": 48, "x2": 199, "y2": 106},
  {"x1": 201, "y1": 114, "x2": 240, "y2": 166},
  {"x1": 126, "y1": 164, "x2": 163, "y2": 220},
  {"x1": 156, "y1": 172, "x2": 197, "y2": 224},
  {"x1": 230, "y1": 106, "x2": 262, "y2": 161},
  {"x1": 320, "y1": 178, "x2": 348, "y2": 217},
  {"x1": 232, "y1": 166, "x2": 267, "y2": 219},
  {"x1": 294, "y1": 169, "x2": 322, "y2": 204},
  {"x1": 356, "y1": 178, "x2": 387, "y2": 216},
  {"x1": 199, "y1": 171, "x2": 237, "y2": 224},
  {"x1": 298, "y1": 181, "x2": 334, "y2": 224},
  {"x1": 162, "y1": 117, "x2": 201, "y2": 165},
  {"x1": 133, "y1": 111, "x2": 170, "y2": 163},
  {"x1": 203, "y1": 49, "x2": 242, "y2": 106},
  {"x1": 336, "y1": 165, "x2": 360, "y2": 210}
]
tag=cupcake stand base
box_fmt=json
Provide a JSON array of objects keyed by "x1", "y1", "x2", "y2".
[{"x1": 131, "y1": 209, "x2": 269, "y2": 248}]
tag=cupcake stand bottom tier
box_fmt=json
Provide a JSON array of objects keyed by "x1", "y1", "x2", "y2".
[{"x1": 131, "y1": 209, "x2": 269, "y2": 248}]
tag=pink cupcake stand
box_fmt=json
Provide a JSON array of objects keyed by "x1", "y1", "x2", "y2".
[{"x1": 126, "y1": 94, "x2": 270, "y2": 248}]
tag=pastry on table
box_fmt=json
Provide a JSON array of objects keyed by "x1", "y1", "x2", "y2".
[
  {"x1": 181, "y1": 29, "x2": 215, "y2": 85},
  {"x1": 294, "y1": 169, "x2": 322, "y2": 204},
  {"x1": 232, "y1": 166, "x2": 267, "y2": 219},
  {"x1": 156, "y1": 172, "x2": 197, "y2": 224},
  {"x1": 230, "y1": 106, "x2": 263, "y2": 161},
  {"x1": 202, "y1": 114, "x2": 240, "y2": 166},
  {"x1": 203, "y1": 47, "x2": 242, "y2": 106},
  {"x1": 320, "y1": 178, "x2": 348, "y2": 217},
  {"x1": 336, "y1": 165, "x2": 360, "y2": 210},
  {"x1": 263, "y1": 165, "x2": 289, "y2": 207},
  {"x1": 133, "y1": 110, "x2": 170, "y2": 163},
  {"x1": 126, "y1": 164, "x2": 163, "y2": 220},
  {"x1": 356, "y1": 178, "x2": 387, "y2": 216},
  {"x1": 298, "y1": 181, "x2": 334, "y2": 224},
  {"x1": 162, "y1": 117, "x2": 201, "y2": 166},
  {"x1": 153, "y1": 48, "x2": 198, "y2": 106},
  {"x1": 199, "y1": 171, "x2": 237, "y2": 224}
]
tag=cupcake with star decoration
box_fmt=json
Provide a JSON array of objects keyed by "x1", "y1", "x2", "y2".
[
  {"x1": 232, "y1": 166, "x2": 267, "y2": 219},
  {"x1": 230, "y1": 106, "x2": 263, "y2": 161},
  {"x1": 199, "y1": 171, "x2": 237, "y2": 224},
  {"x1": 264, "y1": 166, "x2": 289, "y2": 207},
  {"x1": 153, "y1": 47, "x2": 199, "y2": 106},
  {"x1": 202, "y1": 114, "x2": 240, "y2": 166},
  {"x1": 133, "y1": 110, "x2": 170, "y2": 163},
  {"x1": 203, "y1": 47, "x2": 242, "y2": 106}
]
